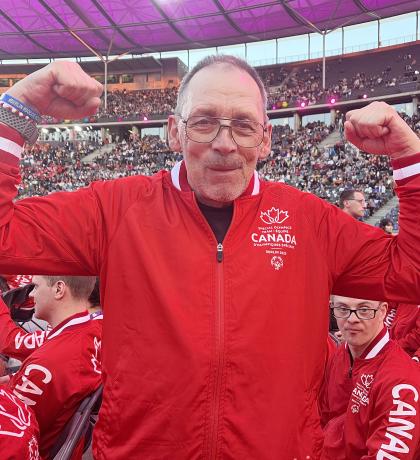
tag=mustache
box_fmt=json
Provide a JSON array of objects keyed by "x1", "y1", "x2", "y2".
[{"x1": 205, "y1": 158, "x2": 244, "y2": 169}]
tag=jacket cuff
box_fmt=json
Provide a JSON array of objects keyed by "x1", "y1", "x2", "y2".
[
  {"x1": 392, "y1": 153, "x2": 420, "y2": 186},
  {"x1": 0, "y1": 122, "x2": 24, "y2": 167}
]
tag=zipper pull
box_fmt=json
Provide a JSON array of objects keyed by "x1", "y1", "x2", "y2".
[{"x1": 216, "y1": 243, "x2": 223, "y2": 263}]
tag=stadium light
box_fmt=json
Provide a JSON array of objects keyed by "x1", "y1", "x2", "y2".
[
  {"x1": 143, "y1": 116, "x2": 148, "y2": 121},
  {"x1": 329, "y1": 97, "x2": 336, "y2": 104},
  {"x1": 299, "y1": 101, "x2": 306, "y2": 108},
  {"x1": 362, "y1": 94, "x2": 368, "y2": 99}
]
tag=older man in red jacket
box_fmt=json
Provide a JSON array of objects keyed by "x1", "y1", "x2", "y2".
[{"x1": 0, "y1": 55, "x2": 420, "y2": 459}]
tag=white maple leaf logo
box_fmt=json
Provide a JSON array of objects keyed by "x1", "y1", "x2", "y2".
[
  {"x1": 260, "y1": 207, "x2": 289, "y2": 225},
  {"x1": 361, "y1": 374, "x2": 374, "y2": 389}
]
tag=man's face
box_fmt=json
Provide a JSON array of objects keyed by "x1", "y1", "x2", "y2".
[
  {"x1": 30, "y1": 276, "x2": 54, "y2": 321},
  {"x1": 345, "y1": 192, "x2": 366, "y2": 218},
  {"x1": 168, "y1": 63, "x2": 272, "y2": 207},
  {"x1": 384, "y1": 223, "x2": 393, "y2": 235},
  {"x1": 333, "y1": 296, "x2": 387, "y2": 352}
]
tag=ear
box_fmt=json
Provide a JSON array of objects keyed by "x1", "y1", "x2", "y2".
[
  {"x1": 379, "y1": 302, "x2": 388, "y2": 319},
  {"x1": 168, "y1": 115, "x2": 182, "y2": 152},
  {"x1": 258, "y1": 122, "x2": 272, "y2": 160},
  {"x1": 54, "y1": 280, "x2": 66, "y2": 300}
]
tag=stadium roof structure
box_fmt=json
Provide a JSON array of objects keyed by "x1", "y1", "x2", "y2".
[{"x1": 0, "y1": 0, "x2": 419, "y2": 61}]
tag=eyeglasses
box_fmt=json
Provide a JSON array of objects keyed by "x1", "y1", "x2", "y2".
[
  {"x1": 181, "y1": 116, "x2": 267, "y2": 148},
  {"x1": 331, "y1": 306, "x2": 379, "y2": 320}
]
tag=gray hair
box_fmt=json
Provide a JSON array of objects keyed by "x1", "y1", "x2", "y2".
[{"x1": 175, "y1": 55, "x2": 268, "y2": 117}]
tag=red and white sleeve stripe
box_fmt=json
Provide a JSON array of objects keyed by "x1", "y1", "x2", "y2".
[
  {"x1": 0, "y1": 123, "x2": 24, "y2": 166},
  {"x1": 392, "y1": 152, "x2": 420, "y2": 186}
]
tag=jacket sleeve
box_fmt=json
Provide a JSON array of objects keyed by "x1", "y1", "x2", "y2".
[
  {"x1": 0, "y1": 125, "x2": 148, "y2": 276},
  {"x1": 0, "y1": 297, "x2": 47, "y2": 361},
  {"x1": 305, "y1": 153, "x2": 420, "y2": 304},
  {"x1": 0, "y1": 150, "x2": 102, "y2": 275},
  {"x1": 396, "y1": 309, "x2": 420, "y2": 356},
  {"x1": 361, "y1": 375, "x2": 420, "y2": 459}
]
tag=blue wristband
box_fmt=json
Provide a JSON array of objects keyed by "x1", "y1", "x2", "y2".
[{"x1": 0, "y1": 94, "x2": 41, "y2": 123}]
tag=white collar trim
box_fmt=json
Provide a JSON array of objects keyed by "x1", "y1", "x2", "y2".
[
  {"x1": 171, "y1": 160, "x2": 182, "y2": 191},
  {"x1": 47, "y1": 312, "x2": 91, "y2": 341},
  {"x1": 252, "y1": 170, "x2": 260, "y2": 195},
  {"x1": 365, "y1": 330, "x2": 390, "y2": 359}
]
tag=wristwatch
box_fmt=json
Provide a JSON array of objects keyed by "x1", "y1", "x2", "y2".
[{"x1": 0, "y1": 103, "x2": 39, "y2": 145}]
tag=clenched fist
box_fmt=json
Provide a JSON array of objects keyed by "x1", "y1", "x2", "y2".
[
  {"x1": 5, "y1": 61, "x2": 103, "y2": 120},
  {"x1": 345, "y1": 101, "x2": 420, "y2": 160}
]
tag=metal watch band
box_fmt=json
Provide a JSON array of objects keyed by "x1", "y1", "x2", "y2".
[{"x1": 0, "y1": 104, "x2": 39, "y2": 145}]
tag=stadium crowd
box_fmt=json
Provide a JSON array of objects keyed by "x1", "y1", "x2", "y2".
[
  {"x1": 18, "y1": 135, "x2": 181, "y2": 197},
  {"x1": 258, "y1": 122, "x2": 394, "y2": 216},
  {"x1": 37, "y1": 47, "x2": 419, "y2": 124}
]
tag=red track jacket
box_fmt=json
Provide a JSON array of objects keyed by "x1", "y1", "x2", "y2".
[
  {"x1": 1, "y1": 125, "x2": 420, "y2": 458},
  {"x1": 321, "y1": 328, "x2": 420, "y2": 459},
  {"x1": 0, "y1": 297, "x2": 48, "y2": 361},
  {"x1": 386, "y1": 303, "x2": 420, "y2": 356},
  {"x1": 5, "y1": 311, "x2": 102, "y2": 458},
  {"x1": 0, "y1": 387, "x2": 40, "y2": 459}
]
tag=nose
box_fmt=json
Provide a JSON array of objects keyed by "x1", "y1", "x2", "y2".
[
  {"x1": 347, "y1": 311, "x2": 360, "y2": 322},
  {"x1": 211, "y1": 125, "x2": 237, "y2": 153}
]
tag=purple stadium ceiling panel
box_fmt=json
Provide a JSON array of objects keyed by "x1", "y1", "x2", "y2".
[{"x1": 0, "y1": 0, "x2": 419, "y2": 59}]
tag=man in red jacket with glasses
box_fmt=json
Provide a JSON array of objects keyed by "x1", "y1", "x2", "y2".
[
  {"x1": 320, "y1": 295, "x2": 420, "y2": 459},
  {"x1": 0, "y1": 55, "x2": 419, "y2": 459}
]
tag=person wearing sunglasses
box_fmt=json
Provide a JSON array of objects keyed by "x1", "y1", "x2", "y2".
[{"x1": 320, "y1": 296, "x2": 420, "y2": 460}]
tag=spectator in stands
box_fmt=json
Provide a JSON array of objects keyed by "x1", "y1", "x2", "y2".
[
  {"x1": 0, "y1": 386, "x2": 40, "y2": 459},
  {"x1": 339, "y1": 189, "x2": 367, "y2": 219},
  {"x1": 1, "y1": 55, "x2": 420, "y2": 459},
  {"x1": 320, "y1": 295, "x2": 420, "y2": 460},
  {"x1": 0, "y1": 276, "x2": 101, "y2": 458},
  {"x1": 379, "y1": 217, "x2": 394, "y2": 234}
]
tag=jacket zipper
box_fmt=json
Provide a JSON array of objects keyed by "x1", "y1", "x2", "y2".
[{"x1": 208, "y1": 242, "x2": 225, "y2": 459}]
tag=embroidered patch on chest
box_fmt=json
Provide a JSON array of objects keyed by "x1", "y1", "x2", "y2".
[
  {"x1": 350, "y1": 373, "x2": 374, "y2": 414},
  {"x1": 250, "y1": 207, "x2": 297, "y2": 271}
]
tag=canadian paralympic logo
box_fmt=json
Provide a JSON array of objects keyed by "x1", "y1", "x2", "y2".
[{"x1": 260, "y1": 207, "x2": 289, "y2": 225}]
